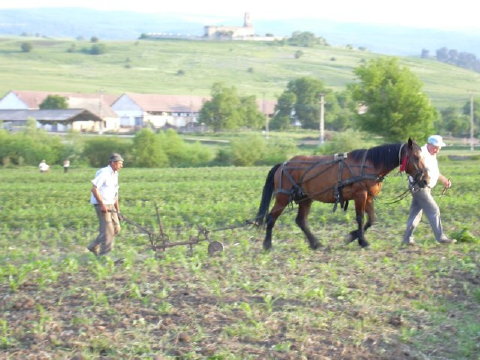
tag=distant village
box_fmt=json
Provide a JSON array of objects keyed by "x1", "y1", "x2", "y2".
[
  {"x1": 0, "y1": 14, "x2": 282, "y2": 134},
  {"x1": 0, "y1": 90, "x2": 276, "y2": 134},
  {"x1": 142, "y1": 13, "x2": 284, "y2": 42}
]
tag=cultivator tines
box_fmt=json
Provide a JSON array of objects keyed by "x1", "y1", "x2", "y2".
[{"x1": 118, "y1": 203, "x2": 224, "y2": 258}]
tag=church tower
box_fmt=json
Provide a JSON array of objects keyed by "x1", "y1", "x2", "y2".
[{"x1": 243, "y1": 12, "x2": 252, "y2": 28}]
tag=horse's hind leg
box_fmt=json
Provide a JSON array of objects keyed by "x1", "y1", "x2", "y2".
[
  {"x1": 295, "y1": 199, "x2": 320, "y2": 249},
  {"x1": 264, "y1": 194, "x2": 289, "y2": 250}
]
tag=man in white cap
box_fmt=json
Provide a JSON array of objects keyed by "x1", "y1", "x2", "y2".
[
  {"x1": 88, "y1": 153, "x2": 124, "y2": 256},
  {"x1": 403, "y1": 135, "x2": 455, "y2": 245}
]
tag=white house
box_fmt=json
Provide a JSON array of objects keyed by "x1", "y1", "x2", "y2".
[
  {"x1": 111, "y1": 92, "x2": 277, "y2": 130},
  {"x1": 111, "y1": 93, "x2": 211, "y2": 129}
]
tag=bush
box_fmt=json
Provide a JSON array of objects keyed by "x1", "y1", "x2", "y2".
[
  {"x1": 0, "y1": 129, "x2": 65, "y2": 166},
  {"x1": 158, "y1": 129, "x2": 213, "y2": 167},
  {"x1": 132, "y1": 129, "x2": 168, "y2": 167},
  {"x1": 82, "y1": 137, "x2": 132, "y2": 167},
  {"x1": 231, "y1": 134, "x2": 266, "y2": 166},
  {"x1": 89, "y1": 44, "x2": 107, "y2": 55},
  {"x1": 258, "y1": 138, "x2": 297, "y2": 165},
  {"x1": 451, "y1": 228, "x2": 479, "y2": 244},
  {"x1": 20, "y1": 42, "x2": 33, "y2": 52},
  {"x1": 314, "y1": 130, "x2": 375, "y2": 155}
]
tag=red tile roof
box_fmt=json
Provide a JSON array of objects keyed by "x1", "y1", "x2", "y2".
[{"x1": 11, "y1": 90, "x2": 119, "y2": 109}]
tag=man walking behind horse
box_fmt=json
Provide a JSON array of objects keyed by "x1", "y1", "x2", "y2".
[
  {"x1": 88, "y1": 153, "x2": 124, "y2": 256},
  {"x1": 403, "y1": 135, "x2": 456, "y2": 245}
]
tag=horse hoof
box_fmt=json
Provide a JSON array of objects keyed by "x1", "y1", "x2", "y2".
[
  {"x1": 360, "y1": 242, "x2": 370, "y2": 249},
  {"x1": 310, "y1": 242, "x2": 321, "y2": 250},
  {"x1": 344, "y1": 234, "x2": 355, "y2": 244}
]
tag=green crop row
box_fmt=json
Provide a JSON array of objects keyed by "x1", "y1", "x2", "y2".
[{"x1": 0, "y1": 161, "x2": 478, "y2": 359}]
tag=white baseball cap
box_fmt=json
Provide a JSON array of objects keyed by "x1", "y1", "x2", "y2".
[{"x1": 427, "y1": 135, "x2": 446, "y2": 147}]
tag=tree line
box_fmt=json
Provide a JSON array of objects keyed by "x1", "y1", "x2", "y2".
[
  {"x1": 0, "y1": 122, "x2": 297, "y2": 168},
  {"x1": 421, "y1": 47, "x2": 480, "y2": 73},
  {"x1": 201, "y1": 57, "x2": 441, "y2": 142}
]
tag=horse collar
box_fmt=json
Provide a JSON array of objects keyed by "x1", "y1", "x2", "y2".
[{"x1": 398, "y1": 143, "x2": 408, "y2": 172}]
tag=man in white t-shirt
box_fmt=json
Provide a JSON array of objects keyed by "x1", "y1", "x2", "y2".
[
  {"x1": 403, "y1": 135, "x2": 456, "y2": 245},
  {"x1": 87, "y1": 153, "x2": 124, "y2": 256},
  {"x1": 39, "y1": 160, "x2": 49, "y2": 173}
]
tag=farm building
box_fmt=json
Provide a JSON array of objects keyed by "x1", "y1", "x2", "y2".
[
  {"x1": 0, "y1": 109, "x2": 104, "y2": 132},
  {"x1": 111, "y1": 93, "x2": 277, "y2": 130},
  {"x1": 0, "y1": 90, "x2": 120, "y2": 132}
]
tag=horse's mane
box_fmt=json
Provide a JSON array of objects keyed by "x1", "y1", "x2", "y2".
[{"x1": 349, "y1": 143, "x2": 403, "y2": 169}]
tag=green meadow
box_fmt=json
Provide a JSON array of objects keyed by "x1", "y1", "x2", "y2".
[
  {"x1": 0, "y1": 36, "x2": 479, "y2": 107},
  {"x1": 0, "y1": 161, "x2": 478, "y2": 359}
]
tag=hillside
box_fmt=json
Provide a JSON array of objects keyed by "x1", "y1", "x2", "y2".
[
  {"x1": 2, "y1": 8, "x2": 480, "y2": 57},
  {"x1": 0, "y1": 36, "x2": 479, "y2": 108}
]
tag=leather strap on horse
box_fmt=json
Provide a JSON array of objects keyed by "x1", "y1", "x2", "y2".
[{"x1": 275, "y1": 152, "x2": 384, "y2": 211}]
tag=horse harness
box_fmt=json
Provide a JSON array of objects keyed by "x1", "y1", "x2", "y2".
[{"x1": 275, "y1": 151, "x2": 385, "y2": 212}]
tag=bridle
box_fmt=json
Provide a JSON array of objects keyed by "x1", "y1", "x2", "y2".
[{"x1": 398, "y1": 143, "x2": 427, "y2": 188}]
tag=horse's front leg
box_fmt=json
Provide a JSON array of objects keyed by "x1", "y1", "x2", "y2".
[{"x1": 362, "y1": 196, "x2": 376, "y2": 235}]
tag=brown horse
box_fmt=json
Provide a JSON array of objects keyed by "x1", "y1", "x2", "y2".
[{"x1": 255, "y1": 138, "x2": 429, "y2": 250}]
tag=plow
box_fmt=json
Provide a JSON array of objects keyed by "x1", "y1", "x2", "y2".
[{"x1": 117, "y1": 202, "x2": 241, "y2": 258}]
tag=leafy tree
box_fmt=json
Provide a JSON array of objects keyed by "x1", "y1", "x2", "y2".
[
  {"x1": 20, "y1": 42, "x2": 33, "y2": 52},
  {"x1": 40, "y1": 95, "x2": 68, "y2": 109},
  {"x1": 461, "y1": 98, "x2": 480, "y2": 136},
  {"x1": 286, "y1": 77, "x2": 327, "y2": 129},
  {"x1": 439, "y1": 106, "x2": 469, "y2": 136},
  {"x1": 325, "y1": 90, "x2": 356, "y2": 131},
  {"x1": 239, "y1": 95, "x2": 264, "y2": 129},
  {"x1": 199, "y1": 83, "x2": 242, "y2": 131},
  {"x1": 90, "y1": 36, "x2": 99, "y2": 43},
  {"x1": 270, "y1": 91, "x2": 297, "y2": 130},
  {"x1": 287, "y1": 31, "x2": 328, "y2": 47},
  {"x1": 349, "y1": 57, "x2": 436, "y2": 141}
]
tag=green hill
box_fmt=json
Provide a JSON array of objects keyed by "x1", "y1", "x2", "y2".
[{"x1": 0, "y1": 36, "x2": 479, "y2": 108}]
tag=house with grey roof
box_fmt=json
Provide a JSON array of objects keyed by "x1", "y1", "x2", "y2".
[
  {"x1": 0, "y1": 90, "x2": 120, "y2": 132},
  {"x1": 0, "y1": 109, "x2": 104, "y2": 132}
]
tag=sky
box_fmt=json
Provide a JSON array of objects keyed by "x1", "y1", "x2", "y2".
[{"x1": 1, "y1": 0, "x2": 479, "y2": 31}]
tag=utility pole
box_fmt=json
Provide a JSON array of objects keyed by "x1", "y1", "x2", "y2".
[
  {"x1": 470, "y1": 94, "x2": 474, "y2": 151},
  {"x1": 263, "y1": 93, "x2": 269, "y2": 139},
  {"x1": 319, "y1": 94, "x2": 325, "y2": 145},
  {"x1": 98, "y1": 89, "x2": 104, "y2": 135}
]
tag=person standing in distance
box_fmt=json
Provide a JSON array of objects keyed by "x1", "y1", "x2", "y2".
[
  {"x1": 403, "y1": 135, "x2": 456, "y2": 245},
  {"x1": 88, "y1": 153, "x2": 124, "y2": 256}
]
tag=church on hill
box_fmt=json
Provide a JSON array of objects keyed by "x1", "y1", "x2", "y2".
[{"x1": 204, "y1": 13, "x2": 255, "y2": 40}]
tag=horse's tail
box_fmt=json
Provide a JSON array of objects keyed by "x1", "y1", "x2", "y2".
[{"x1": 255, "y1": 163, "x2": 282, "y2": 226}]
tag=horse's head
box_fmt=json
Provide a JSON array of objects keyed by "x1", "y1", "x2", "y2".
[{"x1": 401, "y1": 138, "x2": 429, "y2": 188}]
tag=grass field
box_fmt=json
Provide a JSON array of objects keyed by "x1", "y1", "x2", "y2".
[
  {"x1": 0, "y1": 160, "x2": 479, "y2": 359},
  {"x1": 0, "y1": 36, "x2": 479, "y2": 108}
]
